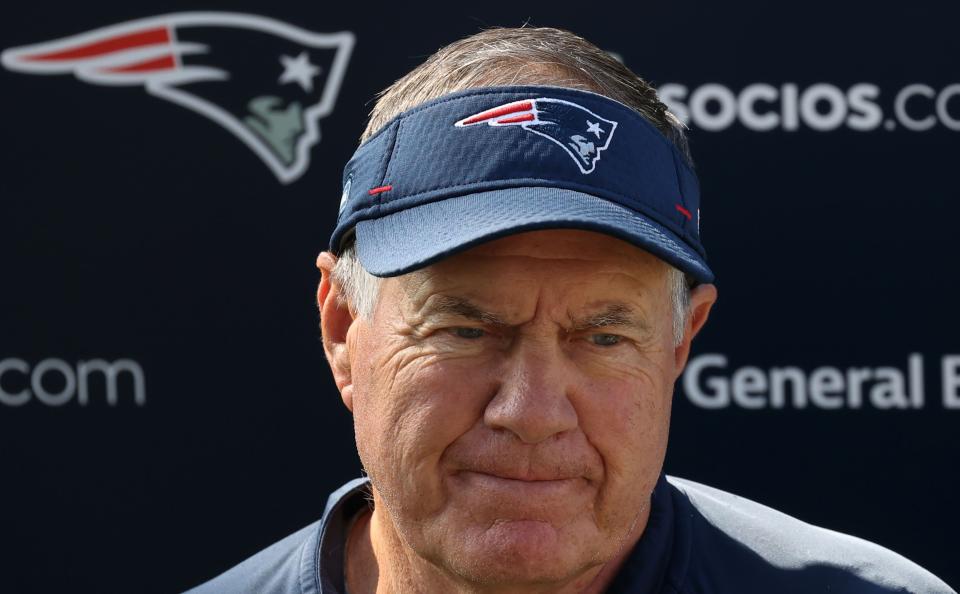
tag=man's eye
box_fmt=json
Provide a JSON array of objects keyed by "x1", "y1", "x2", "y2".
[
  {"x1": 591, "y1": 333, "x2": 622, "y2": 346},
  {"x1": 452, "y1": 327, "x2": 485, "y2": 339}
]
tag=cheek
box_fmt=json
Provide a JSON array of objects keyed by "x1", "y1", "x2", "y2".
[
  {"x1": 577, "y1": 369, "x2": 672, "y2": 519},
  {"x1": 352, "y1": 342, "x2": 495, "y2": 514},
  {"x1": 582, "y1": 374, "x2": 671, "y2": 464},
  {"x1": 582, "y1": 343, "x2": 674, "y2": 445}
]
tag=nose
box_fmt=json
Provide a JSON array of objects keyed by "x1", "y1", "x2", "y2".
[{"x1": 483, "y1": 338, "x2": 579, "y2": 444}]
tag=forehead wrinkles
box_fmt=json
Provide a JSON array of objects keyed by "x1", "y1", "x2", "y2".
[
  {"x1": 383, "y1": 230, "x2": 669, "y2": 313},
  {"x1": 393, "y1": 260, "x2": 664, "y2": 331}
]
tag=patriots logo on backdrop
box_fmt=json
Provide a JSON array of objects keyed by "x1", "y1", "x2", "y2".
[
  {"x1": 1, "y1": 13, "x2": 355, "y2": 184},
  {"x1": 455, "y1": 98, "x2": 618, "y2": 174}
]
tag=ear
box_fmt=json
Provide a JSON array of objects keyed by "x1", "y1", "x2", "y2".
[
  {"x1": 673, "y1": 283, "x2": 717, "y2": 379},
  {"x1": 317, "y1": 251, "x2": 357, "y2": 412}
]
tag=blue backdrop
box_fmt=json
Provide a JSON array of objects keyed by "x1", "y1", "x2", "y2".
[{"x1": 1, "y1": 2, "x2": 957, "y2": 591}]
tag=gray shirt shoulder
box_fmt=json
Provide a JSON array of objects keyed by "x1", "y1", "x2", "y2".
[
  {"x1": 184, "y1": 519, "x2": 323, "y2": 594},
  {"x1": 667, "y1": 476, "x2": 956, "y2": 594}
]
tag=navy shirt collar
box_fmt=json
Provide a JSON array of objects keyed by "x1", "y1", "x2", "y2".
[
  {"x1": 605, "y1": 473, "x2": 678, "y2": 593},
  {"x1": 315, "y1": 478, "x2": 371, "y2": 594}
]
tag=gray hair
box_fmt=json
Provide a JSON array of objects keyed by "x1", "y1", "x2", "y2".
[
  {"x1": 361, "y1": 27, "x2": 691, "y2": 164},
  {"x1": 332, "y1": 26, "x2": 694, "y2": 344},
  {"x1": 332, "y1": 243, "x2": 691, "y2": 347}
]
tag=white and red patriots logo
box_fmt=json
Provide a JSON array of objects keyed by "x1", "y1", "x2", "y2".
[
  {"x1": 1, "y1": 13, "x2": 355, "y2": 184},
  {"x1": 455, "y1": 98, "x2": 618, "y2": 174}
]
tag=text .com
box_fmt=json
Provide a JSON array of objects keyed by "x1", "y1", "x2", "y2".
[
  {"x1": 0, "y1": 358, "x2": 146, "y2": 407},
  {"x1": 659, "y1": 83, "x2": 960, "y2": 132}
]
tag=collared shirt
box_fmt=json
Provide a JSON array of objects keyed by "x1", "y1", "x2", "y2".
[{"x1": 186, "y1": 475, "x2": 956, "y2": 593}]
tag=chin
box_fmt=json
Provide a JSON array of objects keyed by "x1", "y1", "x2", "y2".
[{"x1": 434, "y1": 519, "x2": 600, "y2": 586}]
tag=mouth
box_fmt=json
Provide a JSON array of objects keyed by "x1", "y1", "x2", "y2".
[
  {"x1": 454, "y1": 470, "x2": 588, "y2": 496},
  {"x1": 464, "y1": 469, "x2": 577, "y2": 481}
]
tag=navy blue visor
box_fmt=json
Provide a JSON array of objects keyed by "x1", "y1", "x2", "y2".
[{"x1": 330, "y1": 85, "x2": 714, "y2": 284}]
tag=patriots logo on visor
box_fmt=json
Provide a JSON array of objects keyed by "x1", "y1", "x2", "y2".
[
  {"x1": 455, "y1": 98, "x2": 618, "y2": 174},
  {"x1": 1, "y1": 12, "x2": 354, "y2": 184}
]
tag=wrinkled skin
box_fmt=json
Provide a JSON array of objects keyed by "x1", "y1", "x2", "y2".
[{"x1": 317, "y1": 230, "x2": 717, "y2": 594}]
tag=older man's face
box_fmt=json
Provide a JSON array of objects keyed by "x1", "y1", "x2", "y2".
[{"x1": 330, "y1": 229, "x2": 711, "y2": 586}]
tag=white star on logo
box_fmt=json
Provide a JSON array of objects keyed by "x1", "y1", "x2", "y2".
[
  {"x1": 586, "y1": 120, "x2": 605, "y2": 138},
  {"x1": 278, "y1": 51, "x2": 321, "y2": 92}
]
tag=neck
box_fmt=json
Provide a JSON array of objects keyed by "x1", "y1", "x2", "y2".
[{"x1": 345, "y1": 497, "x2": 649, "y2": 594}]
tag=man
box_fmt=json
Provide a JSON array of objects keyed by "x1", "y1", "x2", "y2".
[{"x1": 189, "y1": 27, "x2": 955, "y2": 594}]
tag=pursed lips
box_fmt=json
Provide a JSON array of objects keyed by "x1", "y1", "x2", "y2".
[
  {"x1": 444, "y1": 448, "x2": 603, "y2": 486},
  {"x1": 449, "y1": 470, "x2": 595, "y2": 512},
  {"x1": 456, "y1": 469, "x2": 587, "y2": 491},
  {"x1": 441, "y1": 435, "x2": 605, "y2": 491},
  {"x1": 458, "y1": 467, "x2": 583, "y2": 482},
  {"x1": 450, "y1": 460, "x2": 599, "y2": 490}
]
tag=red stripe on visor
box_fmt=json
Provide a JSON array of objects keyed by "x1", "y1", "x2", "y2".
[
  {"x1": 496, "y1": 113, "x2": 535, "y2": 124},
  {"x1": 458, "y1": 100, "x2": 533, "y2": 125}
]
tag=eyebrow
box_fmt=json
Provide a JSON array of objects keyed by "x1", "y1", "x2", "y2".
[
  {"x1": 571, "y1": 304, "x2": 651, "y2": 334},
  {"x1": 421, "y1": 295, "x2": 508, "y2": 326},
  {"x1": 421, "y1": 297, "x2": 649, "y2": 334}
]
